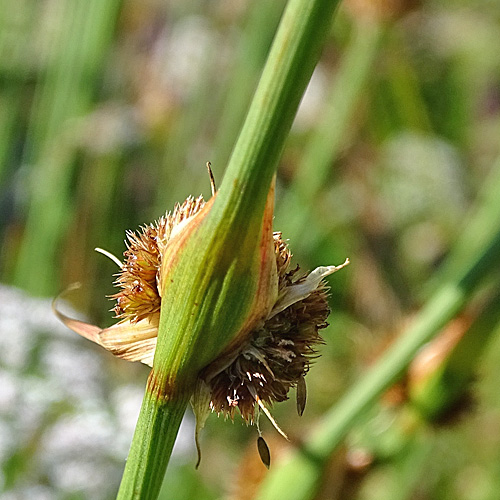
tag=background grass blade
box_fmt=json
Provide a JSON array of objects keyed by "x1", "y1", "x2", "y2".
[
  {"x1": 12, "y1": 0, "x2": 122, "y2": 296},
  {"x1": 255, "y1": 155, "x2": 500, "y2": 500}
]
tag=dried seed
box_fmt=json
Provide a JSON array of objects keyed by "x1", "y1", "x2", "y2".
[
  {"x1": 296, "y1": 375, "x2": 307, "y2": 416},
  {"x1": 257, "y1": 436, "x2": 271, "y2": 469}
]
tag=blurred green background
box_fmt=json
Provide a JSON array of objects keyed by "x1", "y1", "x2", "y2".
[{"x1": 1, "y1": 0, "x2": 500, "y2": 499}]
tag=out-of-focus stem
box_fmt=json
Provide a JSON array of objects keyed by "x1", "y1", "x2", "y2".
[
  {"x1": 255, "y1": 157, "x2": 500, "y2": 500},
  {"x1": 276, "y1": 19, "x2": 383, "y2": 251}
]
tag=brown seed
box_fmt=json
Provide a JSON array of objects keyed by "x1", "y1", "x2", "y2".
[
  {"x1": 257, "y1": 436, "x2": 271, "y2": 469},
  {"x1": 296, "y1": 375, "x2": 307, "y2": 416}
]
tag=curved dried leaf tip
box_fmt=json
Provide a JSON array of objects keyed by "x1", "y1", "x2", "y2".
[{"x1": 54, "y1": 167, "x2": 349, "y2": 462}]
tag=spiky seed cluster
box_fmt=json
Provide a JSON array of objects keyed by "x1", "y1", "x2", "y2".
[
  {"x1": 112, "y1": 195, "x2": 205, "y2": 322},
  {"x1": 206, "y1": 232, "x2": 329, "y2": 422},
  {"x1": 110, "y1": 202, "x2": 330, "y2": 422}
]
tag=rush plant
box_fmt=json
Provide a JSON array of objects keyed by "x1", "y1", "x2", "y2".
[{"x1": 56, "y1": 0, "x2": 344, "y2": 498}]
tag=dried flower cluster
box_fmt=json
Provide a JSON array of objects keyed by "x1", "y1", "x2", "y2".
[
  {"x1": 55, "y1": 183, "x2": 348, "y2": 458},
  {"x1": 205, "y1": 231, "x2": 330, "y2": 422},
  {"x1": 112, "y1": 195, "x2": 205, "y2": 323}
]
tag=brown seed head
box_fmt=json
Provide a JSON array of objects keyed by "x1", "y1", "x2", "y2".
[
  {"x1": 111, "y1": 221, "x2": 332, "y2": 423},
  {"x1": 205, "y1": 233, "x2": 330, "y2": 422},
  {"x1": 111, "y1": 195, "x2": 205, "y2": 323},
  {"x1": 56, "y1": 186, "x2": 348, "y2": 438}
]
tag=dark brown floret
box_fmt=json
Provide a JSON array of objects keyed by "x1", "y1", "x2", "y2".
[{"x1": 207, "y1": 233, "x2": 330, "y2": 422}]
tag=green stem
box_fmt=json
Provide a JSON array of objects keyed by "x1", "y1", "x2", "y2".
[
  {"x1": 312, "y1": 235, "x2": 500, "y2": 455},
  {"x1": 215, "y1": 0, "x2": 342, "y2": 222},
  {"x1": 117, "y1": 0, "x2": 342, "y2": 498},
  {"x1": 117, "y1": 389, "x2": 190, "y2": 499}
]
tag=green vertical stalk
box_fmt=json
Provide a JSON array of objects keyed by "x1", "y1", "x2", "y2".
[
  {"x1": 216, "y1": 0, "x2": 342, "y2": 217},
  {"x1": 117, "y1": 0, "x2": 342, "y2": 498},
  {"x1": 117, "y1": 389, "x2": 190, "y2": 499}
]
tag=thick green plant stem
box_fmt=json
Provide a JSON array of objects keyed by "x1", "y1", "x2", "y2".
[
  {"x1": 117, "y1": 0, "x2": 342, "y2": 498},
  {"x1": 255, "y1": 156, "x2": 500, "y2": 500},
  {"x1": 117, "y1": 389, "x2": 190, "y2": 499},
  {"x1": 216, "y1": 0, "x2": 341, "y2": 218}
]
